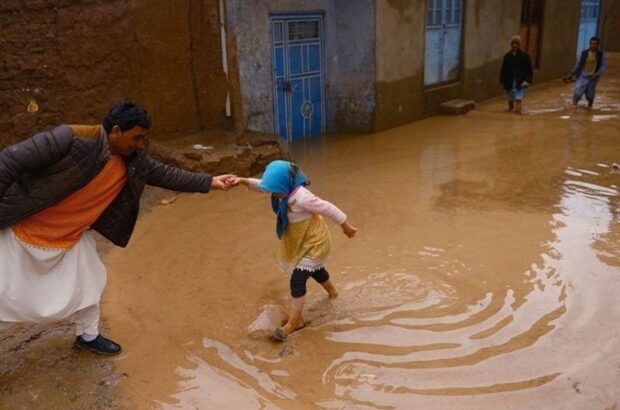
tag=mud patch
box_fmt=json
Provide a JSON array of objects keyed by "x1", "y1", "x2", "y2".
[{"x1": 0, "y1": 322, "x2": 126, "y2": 410}]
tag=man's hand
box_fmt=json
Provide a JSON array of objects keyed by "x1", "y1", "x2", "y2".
[
  {"x1": 341, "y1": 221, "x2": 358, "y2": 238},
  {"x1": 211, "y1": 174, "x2": 237, "y2": 191}
]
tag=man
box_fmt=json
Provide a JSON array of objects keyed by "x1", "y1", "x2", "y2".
[
  {"x1": 499, "y1": 35, "x2": 534, "y2": 114},
  {"x1": 0, "y1": 102, "x2": 234, "y2": 355},
  {"x1": 564, "y1": 36, "x2": 608, "y2": 109}
]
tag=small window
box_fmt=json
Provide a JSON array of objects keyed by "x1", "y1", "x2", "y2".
[
  {"x1": 445, "y1": 1, "x2": 453, "y2": 24},
  {"x1": 427, "y1": 2, "x2": 434, "y2": 25},
  {"x1": 427, "y1": 0, "x2": 443, "y2": 26},
  {"x1": 454, "y1": 0, "x2": 462, "y2": 24},
  {"x1": 288, "y1": 21, "x2": 319, "y2": 41},
  {"x1": 273, "y1": 21, "x2": 284, "y2": 43},
  {"x1": 446, "y1": 0, "x2": 462, "y2": 24},
  {"x1": 427, "y1": 0, "x2": 461, "y2": 26}
]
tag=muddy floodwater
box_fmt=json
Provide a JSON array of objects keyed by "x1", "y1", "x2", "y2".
[{"x1": 101, "y1": 60, "x2": 620, "y2": 409}]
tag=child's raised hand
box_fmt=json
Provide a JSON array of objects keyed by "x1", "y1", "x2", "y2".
[
  {"x1": 230, "y1": 177, "x2": 248, "y2": 188},
  {"x1": 341, "y1": 221, "x2": 357, "y2": 238}
]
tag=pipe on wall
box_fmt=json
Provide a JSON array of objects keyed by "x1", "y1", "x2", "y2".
[{"x1": 219, "y1": 0, "x2": 231, "y2": 117}]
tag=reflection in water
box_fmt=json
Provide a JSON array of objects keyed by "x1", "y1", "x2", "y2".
[
  {"x1": 200, "y1": 337, "x2": 295, "y2": 400},
  {"x1": 526, "y1": 107, "x2": 566, "y2": 115},
  {"x1": 154, "y1": 162, "x2": 620, "y2": 408},
  {"x1": 116, "y1": 150, "x2": 619, "y2": 409},
  {"x1": 321, "y1": 258, "x2": 566, "y2": 403},
  {"x1": 332, "y1": 170, "x2": 617, "y2": 408},
  {"x1": 591, "y1": 115, "x2": 617, "y2": 122},
  {"x1": 104, "y1": 56, "x2": 620, "y2": 409},
  {"x1": 163, "y1": 354, "x2": 281, "y2": 410}
]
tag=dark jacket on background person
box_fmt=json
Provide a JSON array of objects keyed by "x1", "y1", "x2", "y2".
[
  {"x1": 571, "y1": 49, "x2": 605, "y2": 77},
  {"x1": 0, "y1": 125, "x2": 213, "y2": 247},
  {"x1": 499, "y1": 50, "x2": 534, "y2": 91}
]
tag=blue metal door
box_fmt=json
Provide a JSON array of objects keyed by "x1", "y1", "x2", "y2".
[
  {"x1": 271, "y1": 14, "x2": 325, "y2": 141},
  {"x1": 576, "y1": 0, "x2": 600, "y2": 58},
  {"x1": 424, "y1": 0, "x2": 463, "y2": 86}
]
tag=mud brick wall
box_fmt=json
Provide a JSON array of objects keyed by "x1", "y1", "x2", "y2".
[{"x1": 0, "y1": 0, "x2": 229, "y2": 149}]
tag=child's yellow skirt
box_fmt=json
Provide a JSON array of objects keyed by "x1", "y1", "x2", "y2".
[{"x1": 280, "y1": 214, "x2": 331, "y2": 273}]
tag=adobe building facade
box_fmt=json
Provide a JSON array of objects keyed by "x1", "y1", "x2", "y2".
[
  {"x1": 231, "y1": 0, "x2": 611, "y2": 139},
  {"x1": 1, "y1": 0, "x2": 615, "y2": 147}
]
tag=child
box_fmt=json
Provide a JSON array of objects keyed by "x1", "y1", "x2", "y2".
[{"x1": 233, "y1": 160, "x2": 357, "y2": 341}]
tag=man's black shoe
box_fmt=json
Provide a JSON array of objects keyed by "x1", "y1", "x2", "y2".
[{"x1": 74, "y1": 334, "x2": 122, "y2": 355}]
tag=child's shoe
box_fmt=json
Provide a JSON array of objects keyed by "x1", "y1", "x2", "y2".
[{"x1": 272, "y1": 327, "x2": 287, "y2": 342}]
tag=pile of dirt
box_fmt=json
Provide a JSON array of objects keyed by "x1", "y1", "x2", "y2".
[{"x1": 148, "y1": 130, "x2": 286, "y2": 177}]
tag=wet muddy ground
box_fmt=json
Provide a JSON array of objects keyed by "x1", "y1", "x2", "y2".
[{"x1": 3, "y1": 54, "x2": 620, "y2": 409}]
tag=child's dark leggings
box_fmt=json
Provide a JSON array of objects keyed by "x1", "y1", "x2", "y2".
[{"x1": 290, "y1": 267, "x2": 330, "y2": 298}]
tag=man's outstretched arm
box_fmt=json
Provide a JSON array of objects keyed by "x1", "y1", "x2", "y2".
[{"x1": 145, "y1": 156, "x2": 235, "y2": 192}]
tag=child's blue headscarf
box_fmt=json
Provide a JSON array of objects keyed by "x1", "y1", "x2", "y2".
[{"x1": 259, "y1": 160, "x2": 308, "y2": 239}]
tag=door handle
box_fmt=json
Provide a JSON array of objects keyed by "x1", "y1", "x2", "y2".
[{"x1": 277, "y1": 79, "x2": 293, "y2": 92}]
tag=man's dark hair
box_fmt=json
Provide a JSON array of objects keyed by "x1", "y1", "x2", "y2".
[
  {"x1": 102, "y1": 101, "x2": 151, "y2": 133},
  {"x1": 590, "y1": 36, "x2": 600, "y2": 44}
]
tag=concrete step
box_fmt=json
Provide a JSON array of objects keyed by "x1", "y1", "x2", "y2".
[{"x1": 439, "y1": 99, "x2": 476, "y2": 115}]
